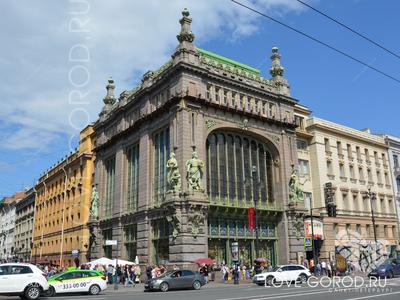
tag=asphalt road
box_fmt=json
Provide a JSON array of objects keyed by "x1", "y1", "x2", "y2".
[{"x1": 2, "y1": 277, "x2": 400, "y2": 300}]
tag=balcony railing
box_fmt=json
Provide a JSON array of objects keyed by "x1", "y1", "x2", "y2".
[{"x1": 209, "y1": 196, "x2": 282, "y2": 211}]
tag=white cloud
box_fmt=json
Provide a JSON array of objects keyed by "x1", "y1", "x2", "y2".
[{"x1": 0, "y1": 0, "x2": 306, "y2": 151}]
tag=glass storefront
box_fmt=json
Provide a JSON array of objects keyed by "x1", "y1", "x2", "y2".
[{"x1": 208, "y1": 215, "x2": 277, "y2": 266}]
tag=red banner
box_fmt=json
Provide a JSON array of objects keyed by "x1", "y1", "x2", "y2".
[{"x1": 247, "y1": 208, "x2": 255, "y2": 230}]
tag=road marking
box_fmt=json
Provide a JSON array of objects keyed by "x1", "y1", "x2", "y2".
[
  {"x1": 342, "y1": 291, "x2": 400, "y2": 300},
  {"x1": 217, "y1": 287, "x2": 363, "y2": 300}
]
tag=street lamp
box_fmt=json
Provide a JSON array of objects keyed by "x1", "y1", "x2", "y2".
[
  {"x1": 366, "y1": 185, "x2": 379, "y2": 259},
  {"x1": 251, "y1": 166, "x2": 260, "y2": 259}
]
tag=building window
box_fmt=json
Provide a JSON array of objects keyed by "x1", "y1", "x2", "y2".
[
  {"x1": 376, "y1": 170, "x2": 382, "y2": 184},
  {"x1": 346, "y1": 224, "x2": 351, "y2": 236},
  {"x1": 206, "y1": 131, "x2": 274, "y2": 205},
  {"x1": 342, "y1": 193, "x2": 348, "y2": 210},
  {"x1": 152, "y1": 219, "x2": 170, "y2": 265},
  {"x1": 337, "y1": 141, "x2": 342, "y2": 156},
  {"x1": 126, "y1": 143, "x2": 139, "y2": 212},
  {"x1": 324, "y1": 138, "x2": 330, "y2": 153},
  {"x1": 380, "y1": 198, "x2": 385, "y2": 214},
  {"x1": 298, "y1": 159, "x2": 310, "y2": 177},
  {"x1": 356, "y1": 146, "x2": 361, "y2": 160},
  {"x1": 333, "y1": 223, "x2": 338, "y2": 235},
  {"x1": 239, "y1": 94, "x2": 244, "y2": 109},
  {"x1": 349, "y1": 165, "x2": 355, "y2": 178},
  {"x1": 374, "y1": 151, "x2": 379, "y2": 164},
  {"x1": 104, "y1": 155, "x2": 116, "y2": 217},
  {"x1": 269, "y1": 103, "x2": 276, "y2": 118},
  {"x1": 347, "y1": 144, "x2": 352, "y2": 158},
  {"x1": 384, "y1": 225, "x2": 388, "y2": 237},
  {"x1": 223, "y1": 90, "x2": 228, "y2": 105},
  {"x1": 396, "y1": 176, "x2": 400, "y2": 191},
  {"x1": 366, "y1": 225, "x2": 370, "y2": 237},
  {"x1": 393, "y1": 155, "x2": 399, "y2": 169},
  {"x1": 215, "y1": 87, "x2": 220, "y2": 103},
  {"x1": 365, "y1": 149, "x2": 370, "y2": 162},
  {"x1": 385, "y1": 172, "x2": 390, "y2": 185},
  {"x1": 359, "y1": 167, "x2": 364, "y2": 181},
  {"x1": 367, "y1": 169, "x2": 372, "y2": 182},
  {"x1": 356, "y1": 224, "x2": 361, "y2": 234},
  {"x1": 124, "y1": 224, "x2": 137, "y2": 262},
  {"x1": 154, "y1": 127, "x2": 170, "y2": 207},
  {"x1": 296, "y1": 139, "x2": 308, "y2": 150},
  {"x1": 206, "y1": 84, "x2": 212, "y2": 100},
  {"x1": 231, "y1": 92, "x2": 236, "y2": 107},
  {"x1": 102, "y1": 229, "x2": 113, "y2": 258}
]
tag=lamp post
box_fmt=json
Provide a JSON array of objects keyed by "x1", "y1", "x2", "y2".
[
  {"x1": 251, "y1": 166, "x2": 260, "y2": 259},
  {"x1": 366, "y1": 185, "x2": 378, "y2": 258}
]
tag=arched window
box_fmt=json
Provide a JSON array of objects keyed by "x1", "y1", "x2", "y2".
[{"x1": 206, "y1": 131, "x2": 274, "y2": 205}]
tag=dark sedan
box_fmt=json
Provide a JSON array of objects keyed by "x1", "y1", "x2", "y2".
[
  {"x1": 145, "y1": 270, "x2": 205, "y2": 292},
  {"x1": 368, "y1": 258, "x2": 400, "y2": 278}
]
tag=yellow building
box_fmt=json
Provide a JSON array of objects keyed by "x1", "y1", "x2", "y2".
[{"x1": 32, "y1": 125, "x2": 95, "y2": 267}]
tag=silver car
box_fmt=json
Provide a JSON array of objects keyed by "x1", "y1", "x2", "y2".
[{"x1": 145, "y1": 270, "x2": 205, "y2": 292}]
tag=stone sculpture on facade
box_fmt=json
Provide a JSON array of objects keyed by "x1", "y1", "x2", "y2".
[
  {"x1": 167, "y1": 152, "x2": 181, "y2": 193},
  {"x1": 289, "y1": 167, "x2": 304, "y2": 203},
  {"x1": 188, "y1": 206, "x2": 205, "y2": 238},
  {"x1": 89, "y1": 186, "x2": 99, "y2": 219},
  {"x1": 166, "y1": 215, "x2": 181, "y2": 240},
  {"x1": 186, "y1": 151, "x2": 204, "y2": 191}
]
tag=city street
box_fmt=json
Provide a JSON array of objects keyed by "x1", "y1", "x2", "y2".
[{"x1": 3, "y1": 277, "x2": 400, "y2": 300}]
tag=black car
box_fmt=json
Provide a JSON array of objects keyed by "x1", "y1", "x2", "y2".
[
  {"x1": 145, "y1": 270, "x2": 205, "y2": 292},
  {"x1": 368, "y1": 258, "x2": 400, "y2": 278}
]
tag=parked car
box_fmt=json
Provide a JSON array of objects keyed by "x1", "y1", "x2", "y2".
[
  {"x1": 0, "y1": 263, "x2": 49, "y2": 300},
  {"x1": 145, "y1": 269, "x2": 205, "y2": 292},
  {"x1": 368, "y1": 258, "x2": 400, "y2": 278},
  {"x1": 45, "y1": 269, "x2": 107, "y2": 296},
  {"x1": 253, "y1": 264, "x2": 311, "y2": 286}
]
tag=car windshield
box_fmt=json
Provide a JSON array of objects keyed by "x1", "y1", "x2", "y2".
[
  {"x1": 379, "y1": 259, "x2": 396, "y2": 266},
  {"x1": 263, "y1": 267, "x2": 280, "y2": 272},
  {"x1": 158, "y1": 270, "x2": 175, "y2": 278}
]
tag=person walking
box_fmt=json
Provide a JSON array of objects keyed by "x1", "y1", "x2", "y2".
[{"x1": 321, "y1": 260, "x2": 327, "y2": 276}]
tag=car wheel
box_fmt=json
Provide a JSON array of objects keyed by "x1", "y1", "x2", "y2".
[
  {"x1": 44, "y1": 286, "x2": 56, "y2": 297},
  {"x1": 266, "y1": 276, "x2": 275, "y2": 286},
  {"x1": 160, "y1": 282, "x2": 169, "y2": 292},
  {"x1": 88, "y1": 284, "x2": 101, "y2": 295},
  {"x1": 24, "y1": 285, "x2": 41, "y2": 300},
  {"x1": 298, "y1": 273, "x2": 308, "y2": 283},
  {"x1": 193, "y1": 280, "x2": 201, "y2": 290}
]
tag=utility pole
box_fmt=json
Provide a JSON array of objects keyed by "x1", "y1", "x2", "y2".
[{"x1": 366, "y1": 185, "x2": 378, "y2": 259}]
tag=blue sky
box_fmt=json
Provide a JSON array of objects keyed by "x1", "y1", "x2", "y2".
[{"x1": 0, "y1": 0, "x2": 399, "y2": 197}]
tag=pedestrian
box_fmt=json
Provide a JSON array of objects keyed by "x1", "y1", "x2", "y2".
[
  {"x1": 321, "y1": 260, "x2": 327, "y2": 276},
  {"x1": 316, "y1": 261, "x2": 321, "y2": 277},
  {"x1": 327, "y1": 261, "x2": 332, "y2": 277},
  {"x1": 221, "y1": 264, "x2": 227, "y2": 283},
  {"x1": 146, "y1": 265, "x2": 152, "y2": 282},
  {"x1": 107, "y1": 264, "x2": 114, "y2": 284},
  {"x1": 309, "y1": 259, "x2": 314, "y2": 274},
  {"x1": 135, "y1": 265, "x2": 141, "y2": 284}
]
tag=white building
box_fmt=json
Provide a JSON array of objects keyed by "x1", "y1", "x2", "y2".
[
  {"x1": 383, "y1": 135, "x2": 400, "y2": 241},
  {"x1": 0, "y1": 191, "x2": 25, "y2": 261}
]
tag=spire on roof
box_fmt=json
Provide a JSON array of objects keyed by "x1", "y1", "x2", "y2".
[
  {"x1": 100, "y1": 77, "x2": 117, "y2": 117},
  {"x1": 103, "y1": 77, "x2": 116, "y2": 105},
  {"x1": 269, "y1": 47, "x2": 290, "y2": 96},
  {"x1": 269, "y1": 47, "x2": 285, "y2": 78},
  {"x1": 177, "y1": 8, "x2": 195, "y2": 44}
]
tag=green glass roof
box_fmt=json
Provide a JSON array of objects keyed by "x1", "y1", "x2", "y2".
[{"x1": 197, "y1": 48, "x2": 261, "y2": 76}]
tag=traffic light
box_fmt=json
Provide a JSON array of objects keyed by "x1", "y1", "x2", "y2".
[
  {"x1": 327, "y1": 202, "x2": 337, "y2": 217},
  {"x1": 324, "y1": 182, "x2": 333, "y2": 205},
  {"x1": 324, "y1": 182, "x2": 336, "y2": 217}
]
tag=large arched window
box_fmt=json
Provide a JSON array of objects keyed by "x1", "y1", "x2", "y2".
[{"x1": 206, "y1": 131, "x2": 274, "y2": 205}]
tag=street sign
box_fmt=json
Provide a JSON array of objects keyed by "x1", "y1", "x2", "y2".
[
  {"x1": 105, "y1": 240, "x2": 118, "y2": 246},
  {"x1": 71, "y1": 249, "x2": 79, "y2": 257},
  {"x1": 304, "y1": 237, "x2": 312, "y2": 248}
]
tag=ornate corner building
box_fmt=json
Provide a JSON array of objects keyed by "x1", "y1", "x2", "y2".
[{"x1": 92, "y1": 9, "x2": 307, "y2": 267}]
